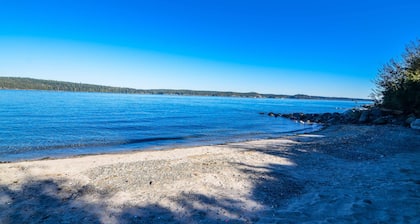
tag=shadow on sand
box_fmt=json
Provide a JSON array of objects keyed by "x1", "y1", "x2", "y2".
[{"x1": 0, "y1": 141, "x2": 308, "y2": 223}]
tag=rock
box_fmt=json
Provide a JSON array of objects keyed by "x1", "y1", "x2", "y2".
[
  {"x1": 390, "y1": 117, "x2": 405, "y2": 126},
  {"x1": 410, "y1": 119, "x2": 420, "y2": 130},
  {"x1": 372, "y1": 117, "x2": 388, "y2": 125},
  {"x1": 359, "y1": 110, "x2": 370, "y2": 123},
  {"x1": 343, "y1": 109, "x2": 361, "y2": 122},
  {"x1": 304, "y1": 114, "x2": 314, "y2": 121},
  {"x1": 381, "y1": 108, "x2": 404, "y2": 115},
  {"x1": 281, "y1": 114, "x2": 290, "y2": 118},
  {"x1": 327, "y1": 117, "x2": 339, "y2": 124},
  {"x1": 370, "y1": 107, "x2": 382, "y2": 118},
  {"x1": 368, "y1": 107, "x2": 382, "y2": 121},
  {"x1": 405, "y1": 115, "x2": 416, "y2": 126},
  {"x1": 327, "y1": 112, "x2": 343, "y2": 124},
  {"x1": 268, "y1": 112, "x2": 279, "y2": 117},
  {"x1": 332, "y1": 113, "x2": 342, "y2": 121},
  {"x1": 292, "y1": 113, "x2": 302, "y2": 120},
  {"x1": 321, "y1": 113, "x2": 332, "y2": 121}
]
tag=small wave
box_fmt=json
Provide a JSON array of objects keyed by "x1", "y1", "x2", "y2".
[
  {"x1": 123, "y1": 136, "x2": 193, "y2": 144},
  {"x1": 3, "y1": 135, "x2": 200, "y2": 155}
]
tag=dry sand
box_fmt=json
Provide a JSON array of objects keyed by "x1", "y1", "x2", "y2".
[{"x1": 0, "y1": 124, "x2": 419, "y2": 223}]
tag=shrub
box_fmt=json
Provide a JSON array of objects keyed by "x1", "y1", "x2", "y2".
[{"x1": 372, "y1": 39, "x2": 420, "y2": 115}]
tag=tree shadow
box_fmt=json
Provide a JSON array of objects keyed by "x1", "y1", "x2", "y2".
[
  {"x1": 0, "y1": 163, "x2": 306, "y2": 224},
  {"x1": 0, "y1": 142, "x2": 309, "y2": 223},
  {"x1": 0, "y1": 178, "x2": 179, "y2": 224},
  {"x1": 0, "y1": 179, "x2": 104, "y2": 224}
]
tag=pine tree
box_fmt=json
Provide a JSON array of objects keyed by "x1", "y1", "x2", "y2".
[{"x1": 373, "y1": 39, "x2": 420, "y2": 115}]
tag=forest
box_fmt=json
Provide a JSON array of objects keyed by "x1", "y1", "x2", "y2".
[{"x1": 0, "y1": 77, "x2": 367, "y2": 101}]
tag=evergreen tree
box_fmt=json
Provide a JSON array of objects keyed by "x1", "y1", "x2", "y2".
[{"x1": 373, "y1": 39, "x2": 420, "y2": 115}]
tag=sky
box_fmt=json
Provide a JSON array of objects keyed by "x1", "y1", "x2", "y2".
[{"x1": 0, "y1": 0, "x2": 419, "y2": 98}]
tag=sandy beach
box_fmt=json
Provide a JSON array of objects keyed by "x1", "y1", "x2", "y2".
[{"x1": 0, "y1": 124, "x2": 419, "y2": 223}]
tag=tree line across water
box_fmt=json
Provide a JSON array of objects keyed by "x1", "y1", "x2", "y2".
[{"x1": 0, "y1": 76, "x2": 368, "y2": 101}]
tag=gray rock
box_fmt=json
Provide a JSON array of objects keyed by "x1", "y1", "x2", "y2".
[
  {"x1": 343, "y1": 109, "x2": 361, "y2": 121},
  {"x1": 359, "y1": 111, "x2": 370, "y2": 123},
  {"x1": 321, "y1": 113, "x2": 332, "y2": 121},
  {"x1": 293, "y1": 113, "x2": 302, "y2": 120},
  {"x1": 327, "y1": 117, "x2": 340, "y2": 124},
  {"x1": 410, "y1": 119, "x2": 420, "y2": 130},
  {"x1": 373, "y1": 117, "x2": 388, "y2": 125},
  {"x1": 370, "y1": 108, "x2": 382, "y2": 118}
]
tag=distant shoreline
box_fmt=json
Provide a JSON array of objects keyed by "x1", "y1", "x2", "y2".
[{"x1": 0, "y1": 77, "x2": 372, "y2": 101}]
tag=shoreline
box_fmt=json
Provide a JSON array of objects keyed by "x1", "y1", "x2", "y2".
[
  {"x1": 0, "y1": 124, "x2": 323, "y2": 163},
  {"x1": 1, "y1": 124, "x2": 419, "y2": 223}
]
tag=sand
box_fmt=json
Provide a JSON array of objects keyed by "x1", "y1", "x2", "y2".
[{"x1": 0, "y1": 124, "x2": 419, "y2": 223}]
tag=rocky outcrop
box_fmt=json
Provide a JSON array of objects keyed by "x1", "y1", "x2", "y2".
[
  {"x1": 277, "y1": 112, "x2": 342, "y2": 124},
  {"x1": 265, "y1": 106, "x2": 419, "y2": 129}
]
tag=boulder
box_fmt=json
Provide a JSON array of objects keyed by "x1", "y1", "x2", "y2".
[
  {"x1": 369, "y1": 107, "x2": 382, "y2": 121},
  {"x1": 358, "y1": 110, "x2": 370, "y2": 123},
  {"x1": 373, "y1": 117, "x2": 388, "y2": 125},
  {"x1": 410, "y1": 119, "x2": 420, "y2": 130},
  {"x1": 370, "y1": 107, "x2": 382, "y2": 118},
  {"x1": 299, "y1": 113, "x2": 307, "y2": 121},
  {"x1": 292, "y1": 113, "x2": 303, "y2": 120},
  {"x1": 305, "y1": 114, "x2": 315, "y2": 121},
  {"x1": 343, "y1": 109, "x2": 361, "y2": 122},
  {"x1": 327, "y1": 116, "x2": 340, "y2": 124},
  {"x1": 321, "y1": 113, "x2": 332, "y2": 121}
]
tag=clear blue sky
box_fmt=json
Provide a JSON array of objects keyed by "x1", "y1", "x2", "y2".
[{"x1": 1, "y1": 0, "x2": 419, "y2": 98}]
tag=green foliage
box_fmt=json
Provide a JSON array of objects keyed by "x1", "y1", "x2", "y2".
[
  {"x1": 373, "y1": 40, "x2": 420, "y2": 115},
  {"x1": 0, "y1": 77, "x2": 369, "y2": 101},
  {"x1": 0, "y1": 77, "x2": 138, "y2": 93}
]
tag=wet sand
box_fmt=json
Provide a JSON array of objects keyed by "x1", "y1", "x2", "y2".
[{"x1": 0, "y1": 124, "x2": 419, "y2": 223}]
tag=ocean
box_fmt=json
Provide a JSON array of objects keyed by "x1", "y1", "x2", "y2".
[{"x1": 0, "y1": 90, "x2": 369, "y2": 161}]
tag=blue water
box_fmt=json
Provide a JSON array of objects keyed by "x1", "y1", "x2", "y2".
[{"x1": 0, "y1": 90, "x2": 370, "y2": 161}]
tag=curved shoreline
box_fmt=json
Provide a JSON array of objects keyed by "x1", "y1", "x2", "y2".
[
  {"x1": 0, "y1": 124, "x2": 323, "y2": 163},
  {"x1": 1, "y1": 124, "x2": 419, "y2": 223}
]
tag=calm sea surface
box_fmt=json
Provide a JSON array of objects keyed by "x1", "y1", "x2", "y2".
[{"x1": 0, "y1": 90, "x2": 369, "y2": 161}]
